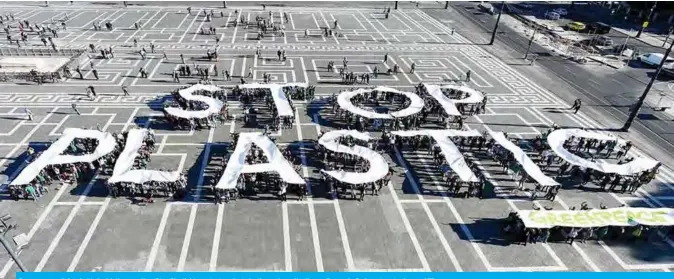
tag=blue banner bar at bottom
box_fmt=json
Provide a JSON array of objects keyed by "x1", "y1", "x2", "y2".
[{"x1": 15, "y1": 272, "x2": 674, "y2": 279}]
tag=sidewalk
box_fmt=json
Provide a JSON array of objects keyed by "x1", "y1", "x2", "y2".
[{"x1": 612, "y1": 27, "x2": 670, "y2": 49}]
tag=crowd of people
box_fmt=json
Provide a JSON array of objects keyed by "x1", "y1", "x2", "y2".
[
  {"x1": 105, "y1": 130, "x2": 188, "y2": 204},
  {"x1": 163, "y1": 86, "x2": 230, "y2": 130},
  {"x1": 503, "y1": 203, "x2": 674, "y2": 245}
]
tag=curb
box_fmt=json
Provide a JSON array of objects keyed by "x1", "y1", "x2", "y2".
[
  {"x1": 586, "y1": 56, "x2": 624, "y2": 69},
  {"x1": 611, "y1": 28, "x2": 667, "y2": 49}
]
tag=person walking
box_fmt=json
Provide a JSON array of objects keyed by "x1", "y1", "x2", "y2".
[
  {"x1": 384, "y1": 53, "x2": 388, "y2": 63},
  {"x1": 466, "y1": 70, "x2": 471, "y2": 82},
  {"x1": 92, "y1": 68, "x2": 99, "y2": 80},
  {"x1": 24, "y1": 107, "x2": 33, "y2": 121},
  {"x1": 72, "y1": 103, "x2": 80, "y2": 115},
  {"x1": 163, "y1": 51, "x2": 168, "y2": 60},
  {"x1": 410, "y1": 62, "x2": 416, "y2": 74},
  {"x1": 122, "y1": 84, "x2": 129, "y2": 96},
  {"x1": 570, "y1": 98, "x2": 582, "y2": 114}
]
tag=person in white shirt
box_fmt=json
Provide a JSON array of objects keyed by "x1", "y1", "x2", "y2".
[{"x1": 24, "y1": 107, "x2": 33, "y2": 121}]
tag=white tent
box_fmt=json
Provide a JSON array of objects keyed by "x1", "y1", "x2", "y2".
[
  {"x1": 336, "y1": 86, "x2": 424, "y2": 119},
  {"x1": 547, "y1": 129, "x2": 659, "y2": 176},
  {"x1": 318, "y1": 130, "x2": 389, "y2": 185},
  {"x1": 423, "y1": 84, "x2": 485, "y2": 116},
  {"x1": 239, "y1": 83, "x2": 305, "y2": 117},
  {"x1": 392, "y1": 129, "x2": 480, "y2": 182},
  {"x1": 11, "y1": 128, "x2": 116, "y2": 185},
  {"x1": 216, "y1": 132, "x2": 305, "y2": 190},
  {"x1": 164, "y1": 84, "x2": 225, "y2": 119},
  {"x1": 490, "y1": 131, "x2": 559, "y2": 186},
  {"x1": 108, "y1": 129, "x2": 180, "y2": 184}
]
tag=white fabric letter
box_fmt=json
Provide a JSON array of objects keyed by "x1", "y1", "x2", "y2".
[
  {"x1": 11, "y1": 128, "x2": 116, "y2": 185},
  {"x1": 216, "y1": 132, "x2": 304, "y2": 190},
  {"x1": 423, "y1": 84, "x2": 485, "y2": 116},
  {"x1": 547, "y1": 129, "x2": 659, "y2": 176},
  {"x1": 337, "y1": 86, "x2": 424, "y2": 119},
  {"x1": 489, "y1": 131, "x2": 559, "y2": 186},
  {"x1": 318, "y1": 130, "x2": 389, "y2": 184},
  {"x1": 164, "y1": 84, "x2": 225, "y2": 119},
  {"x1": 392, "y1": 129, "x2": 480, "y2": 182},
  {"x1": 108, "y1": 129, "x2": 180, "y2": 184},
  {"x1": 238, "y1": 83, "x2": 306, "y2": 117}
]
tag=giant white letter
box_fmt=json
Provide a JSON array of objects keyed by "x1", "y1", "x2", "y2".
[
  {"x1": 238, "y1": 83, "x2": 305, "y2": 117},
  {"x1": 489, "y1": 131, "x2": 559, "y2": 186},
  {"x1": 318, "y1": 130, "x2": 389, "y2": 184},
  {"x1": 337, "y1": 86, "x2": 424, "y2": 119},
  {"x1": 547, "y1": 129, "x2": 659, "y2": 175},
  {"x1": 108, "y1": 129, "x2": 180, "y2": 183},
  {"x1": 392, "y1": 129, "x2": 480, "y2": 182},
  {"x1": 164, "y1": 84, "x2": 225, "y2": 119},
  {"x1": 10, "y1": 128, "x2": 116, "y2": 185},
  {"x1": 423, "y1": 84, "x2": 485, "y2": 116},
  {"x1": 216, "y1": 132, "x2": 304, "y2": 190}
]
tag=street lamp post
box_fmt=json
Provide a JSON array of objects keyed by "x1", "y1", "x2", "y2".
[
  {"x1": 489, "y1": 2, "x2": 505, "y2": 45},
  {"x1": 395, "y1": 1, "x2": 399, "y2": 10},
  {"x1": 636, "y1": 2, "x2": 657, "y2": 38},
  {"x1": 622, "y1": 40, "x2": 674, "y2": 131},
  {"x1": 223, "y1": 1, "x2": 227, "y2": 8},
  {"x1": 524, "y1": 27, "x2": 538, "y2": 59},
  {"x1": 664, "y1": 26, "x2": 673, "y2": 48},
  {"x1": 445, "y1": 1, "x2": 449, "y2": 9},
  {"x1": 0, "y1": 215, "x2": 26, "y2": 272}
]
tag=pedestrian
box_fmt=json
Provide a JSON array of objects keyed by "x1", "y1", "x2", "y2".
[
  {"x1": 24, "y1": 107, "x2": 33, "y2": 121},
  {"x1": 92, "y1": 69, "x2": 99, "y2": 80},
  {"x1": 570, "y1": 98, "x2": 582, "y2": 114},
  {"x1": 150, "y1": 42, "x2": 155, "y2": 53},
  {"x1": 451, "y1": 28, "x2": 455, "y2": 35},
  {"x1": 225, "y1": 70, "x2": 231, "y2": 81},
  {"x1": 133, "y1": 38, "x2": 137, "y2": 47},
  {"x1": 466, "y1": 70, "x2": 471, "y2": 82},
  {"x1": 72, "y1": 103, "x2": 80, "y2": 115},
  {"x1": 139, "y1": 67, "x2": 148, "y2": 78},
  {"x1": 180, "y1": 53, "x2": 185, "y2": 64},
  {"x1": 410, "y1": 62, "x2": 415, "y2": 74},
  {"x1": 247, "y1": 67, "x2": 253, "y2": 78},
  {"x1": 122, "y1": 84, "x2": 129, "y2": 96},
  {"x1": 88, "y1": 85, "x2": 96, "y2": 97},
  {"x1": 384, "y1": 53, "x2": 388, "y2": 63}
]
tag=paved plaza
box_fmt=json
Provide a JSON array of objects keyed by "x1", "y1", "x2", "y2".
[{"x1": 0, "y1": 1, "x2": 673, "y2": 276}]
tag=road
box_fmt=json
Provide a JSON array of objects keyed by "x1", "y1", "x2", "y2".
[{"x1": 439, "y1": 1, "x2": 674, "y2": 169}]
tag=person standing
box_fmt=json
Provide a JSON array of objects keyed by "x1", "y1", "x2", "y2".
[
  {"x1": 384, "y1": 53, "x2": 388, "y2": 63},
  {"x1": 465, "y1": 70, "x2": 471, "y2": 82},
  {"x1": 72, "y1": 103, "x2": 80, "y2": 115},
  {"x1": 180, "y1": 53, "x2": 185, "y2": 64},
  {"x1": 122, "y1": 84, "x2": 129, "y2": 96},
  {"x1": 24, "y1": 107, "x2": 33, "y2": 121},
  {"x1": 570, "y1": 98, "x2": 582, "y2": 114},
  {"x1": 88, "y1": 85, "x2": 97, "y2": 97}
]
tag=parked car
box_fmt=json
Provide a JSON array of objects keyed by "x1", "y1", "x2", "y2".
[
  {"x1": 544, "y1": 11, "x2": 560, "y2": 20},
  {"x1": 553, "y1": 8, "x2": 568, "y2": 16},
  {"x1": 478, "y1": 2, "x2": 494, "y2": 14},
  {"x1": 566, "y1": 22, "x2": 586, "y2": 32},
  {"x1": 586, "y1": 22, "x2": 611, "y2": 34},
  {"x1": 638, "y1": 53, "x2": 674, "y2": 67}
]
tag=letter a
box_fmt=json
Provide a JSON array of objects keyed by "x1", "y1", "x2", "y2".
[{"x1": 216, "y1": 132, "x2": 304, "y2": 190}]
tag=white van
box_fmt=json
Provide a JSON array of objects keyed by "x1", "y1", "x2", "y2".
[{"x1": 638, "y1": 53, "x2": 674, "y2": 67}]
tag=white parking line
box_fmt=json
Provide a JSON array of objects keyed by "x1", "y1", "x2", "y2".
[
  {"x1": 209, "y1": 203, "x2": 225, "y2": 271},
  {"x1": 145, "y1": 203, "x2": 172, "y2": 271}
]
